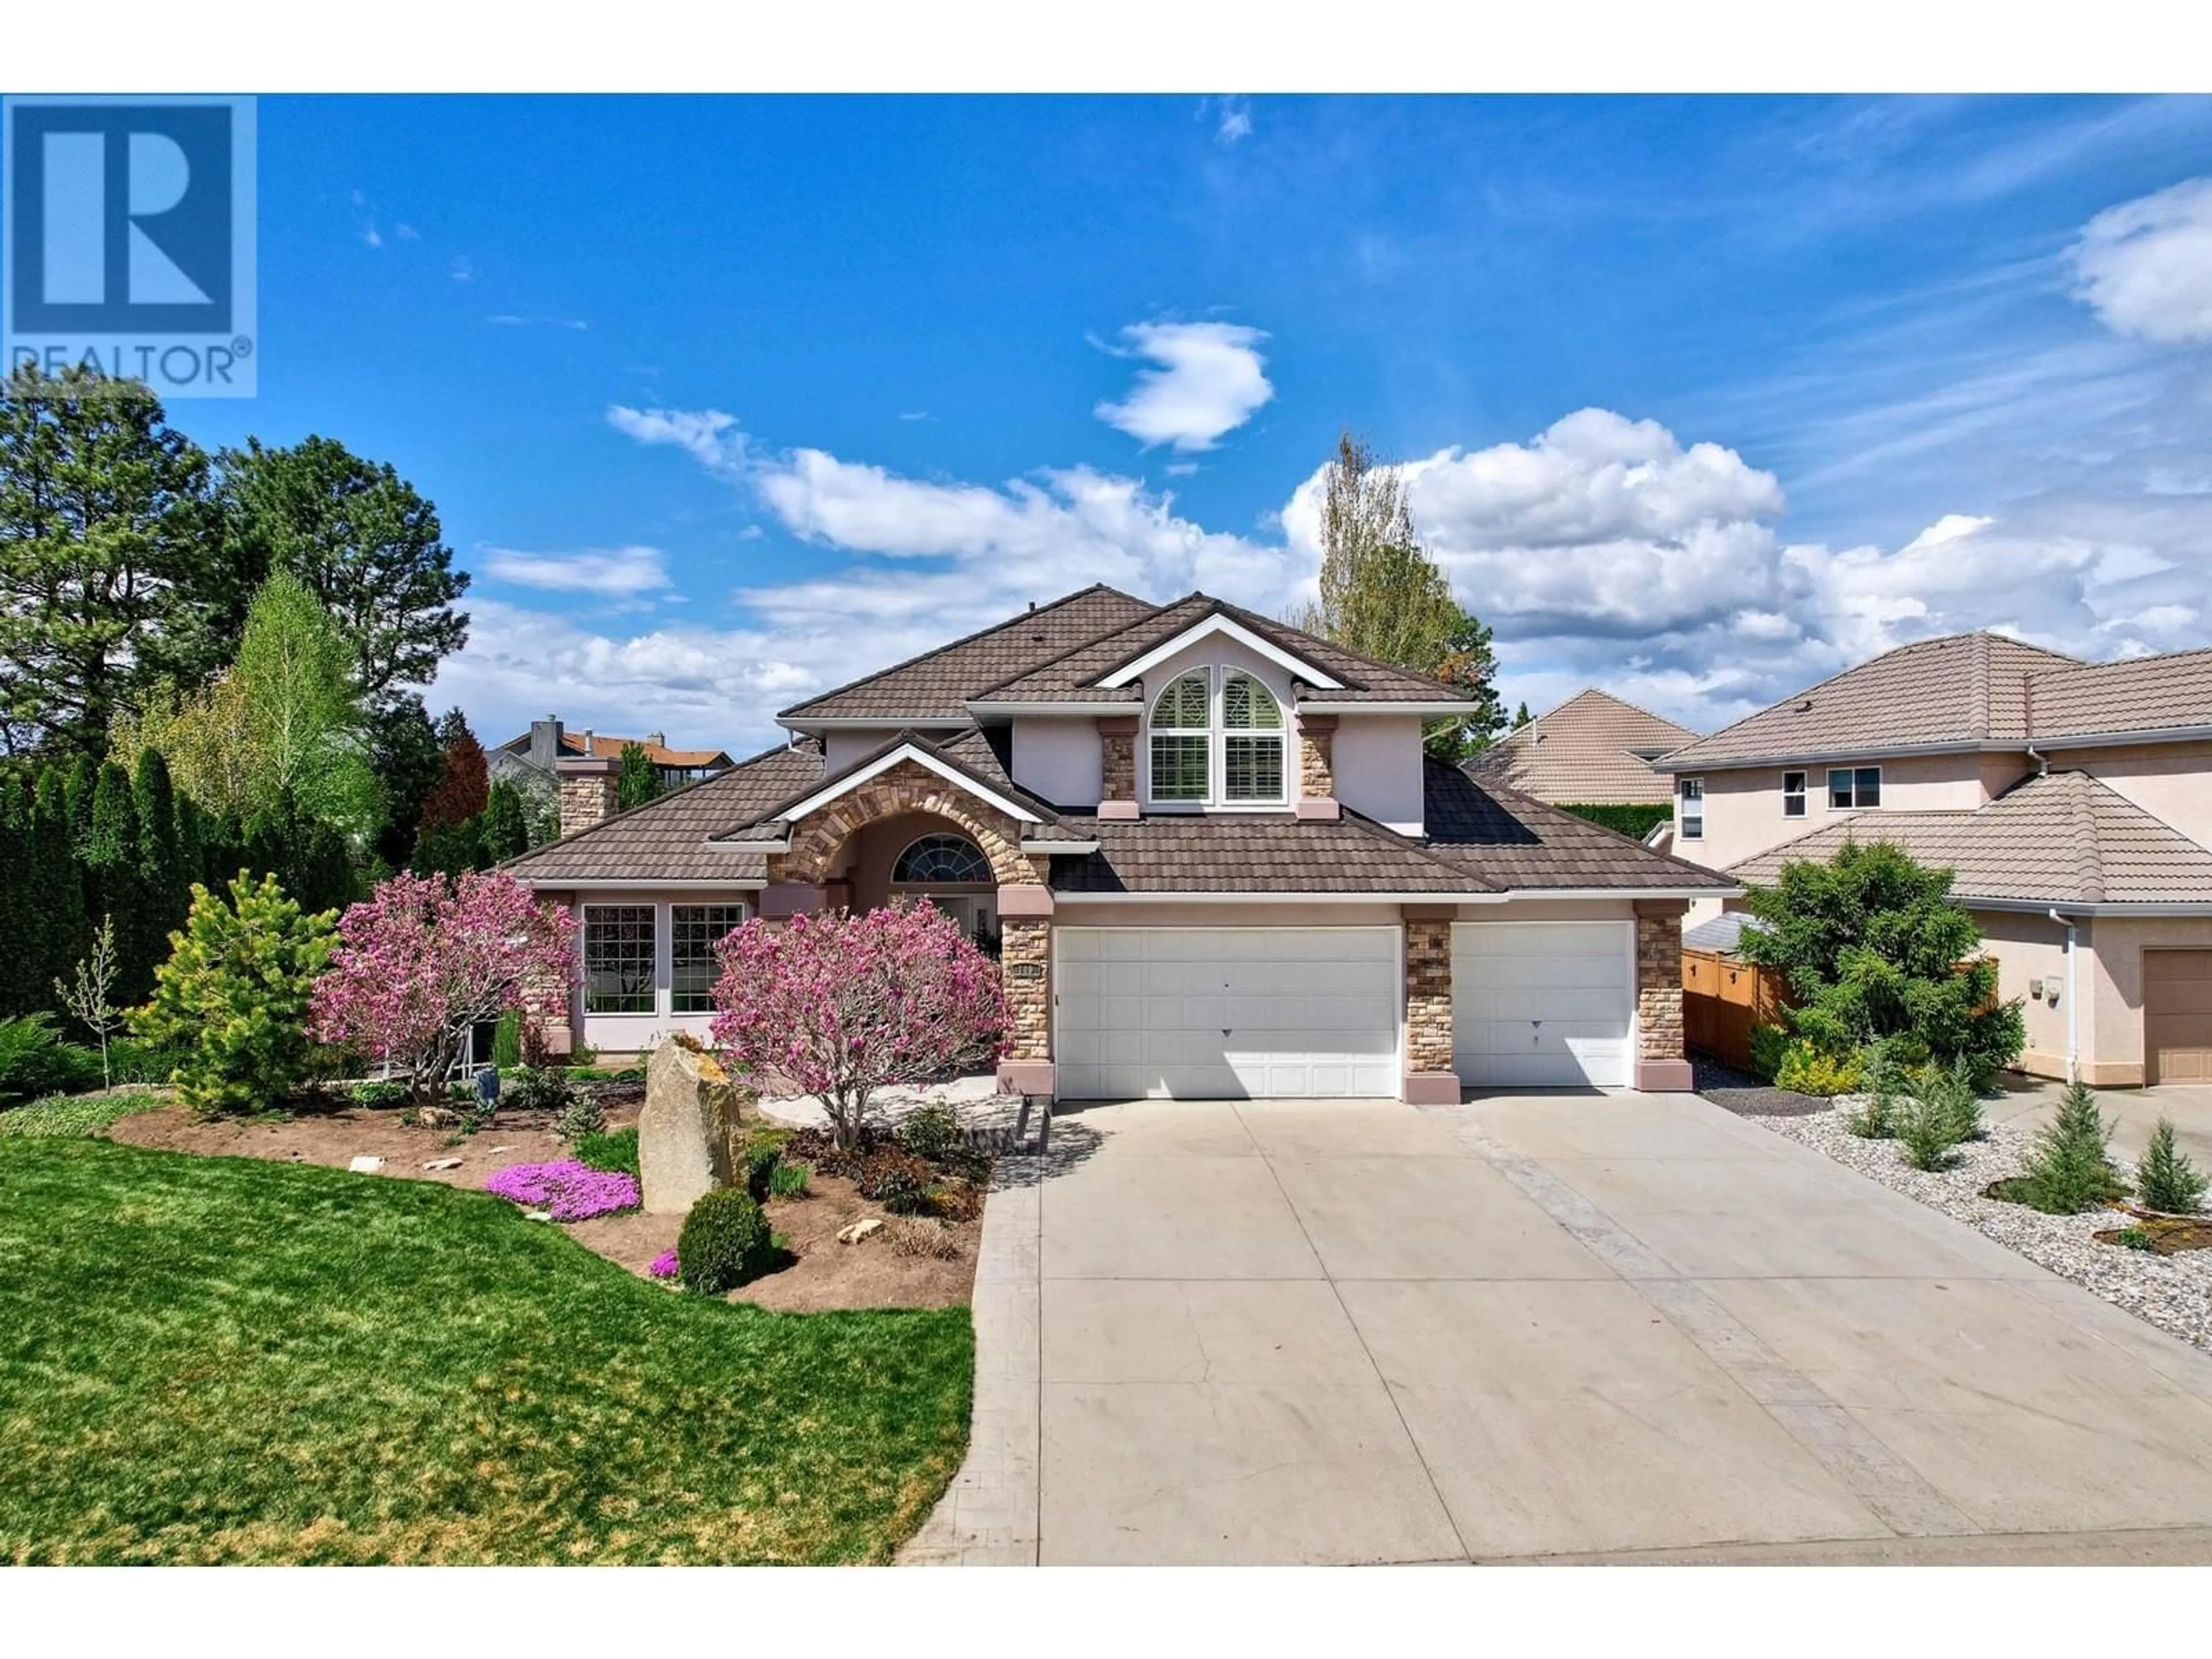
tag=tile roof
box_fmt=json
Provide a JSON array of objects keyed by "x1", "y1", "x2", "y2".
[
  {"x1": 1048, "y1": 809, "x2": 1491, "y2": 895},
  {"x1": 493, "y1": 730, "x2": 734, "y2": 769},
  {"x1": 1656, "y1": 632, "x2": 2082, "y2": 771},
  {"x1": 1463, "y1": 689, "x2": 1696, "y2": 805},
  {"x1": 777, "y1": 585, "x2": 1158, "y2": 722},
  {"x1": 978, "y1": 593, "x2": 1479, "y2": 707},
  {"x1": 1724, "y1": 769, "x2": 2212, "y2": 907},
  {"x1": 708, "y1": 726, "x2": 1075, "y2": 840},
  {"x1": 1421, "y1": 763, "x2": 1737, "y2": 892},
  {"x1": 2025, "y1": 648, "x2": 2212, "y2": 743},
  {"x1": 501, "y1": 741, "x2": 825, "y2": 886}
]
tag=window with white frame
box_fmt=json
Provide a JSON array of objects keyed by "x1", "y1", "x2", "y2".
[
  {"x1": 1677, "y1": 775, "x2": 1705, "y2": 840},
  {"x1": 670, "y1": 904, "x2": 745, "y2": 1014},
  {"x1": 1827, "y1": 766, "x2": 1881, "y2": 810},
  {"x1": 1782, "y1": 770, "x2": 1806, "y2": 817},
  {"x1": 582, "y1": 904, "x2": 656, "y2": 1014},
  {"x1": 1146, "y1": 666, "x2": 1287, "y2": 808},
  {"x1": 892, "y1": 832, "x2": 993, "y2": 884}
]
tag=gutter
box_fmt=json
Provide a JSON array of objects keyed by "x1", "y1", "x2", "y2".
[
  {"x1": 1654, "y1": 724, "x2": 2212, "y2": 774},
  {"x1": 2048, "y1": 907, "x2": 2080, "y2": 1085}
]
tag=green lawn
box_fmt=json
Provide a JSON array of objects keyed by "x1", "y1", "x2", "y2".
[{"x1": 0, "y1": 1137, "x2": 972, "y2": 1564}]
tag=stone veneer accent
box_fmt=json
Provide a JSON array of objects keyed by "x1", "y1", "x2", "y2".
[
  {"x1": 1298, "y1": 712, "x2": 1337, "y2": 800},
  {"x1": 556, "y1": 758, "x2": 619, "y2": 840},
  {"x1": 1634, "y1": 900, "x2": 1691, "y2": 1090},
  {"x1": 1097, "y1": 715, "x2": 1137, "y2": 805},
  {"x1": 1403, "y1": 915, "x2": 1455, "y2": 1074},
  {"x1": 768, "y1": 758, "x2": 1037, "y2": 888},
  {"x1": 1001, "y1": 918, "x2": 1052, "y2": 1063}
]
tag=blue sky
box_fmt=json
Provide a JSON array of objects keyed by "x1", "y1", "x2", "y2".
[{"x1": 181, "y1": 94, "x2": 2212, "y2": 750}]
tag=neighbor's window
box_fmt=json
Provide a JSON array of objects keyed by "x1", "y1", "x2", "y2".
[
  {"x1": 1222, "y1": 671, "x2": 1286, "y2": 803},
  {"x1": 1678, "y1": 776, "x2": 1705, "y2": 840},
  {"x1": 582, "y1": 904, "x2": 656, "y2": 1014},
  {"x1": 1828, "y1": 766, "x2": 1882, "y2": 810},
  {"x1": 670, "y1": 903, "x2": 745, "y2": 1014},
  {"x1": 1149, "y1": 669, "x2": 1211, "y2": 802},
  {"x1": 1782, "y1": 770, "x2": 1806, "y2": 817}
]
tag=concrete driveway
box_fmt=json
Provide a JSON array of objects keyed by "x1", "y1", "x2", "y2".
[
  {"x1": 903, "y1": 1090, "x2": 2212, "y2": 1566},
  {"x1": 1988, "y1": 1075, "x2": 2212, "y2": 1168}
]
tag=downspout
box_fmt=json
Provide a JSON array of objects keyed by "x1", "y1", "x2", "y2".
[{"x1": 2047, "y1": 907, "x2": 2078, "y2": 1084}]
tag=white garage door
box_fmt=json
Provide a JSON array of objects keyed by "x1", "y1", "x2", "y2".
[
  {"x1": 1055, "y1": 927, "x2": 1400, "y2": 1100},
  {"x1": 1452, "y1": 921, "x2": 1633, "y2": 1088}
]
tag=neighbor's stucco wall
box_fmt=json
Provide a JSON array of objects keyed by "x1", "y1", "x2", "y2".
[
  {"x1": 1674, "y1": 752, "x2": 1998, "y2": 878},
  {"x1": 1331, "y1": 714, "x2": 1427, "y2": 834},
  {"x1": 2041, "y1": 738, "x2": 2212, "y2": 851},
  {"x1": 1971, "y1": 908, "x2": 2074, "y2": 1082},
  {"x1": 569, "y1": 887, "x2": 756, "y2": 1056},
  {"x1": 1010, "y1": 715, "x2": 1103, "y2": 808}
]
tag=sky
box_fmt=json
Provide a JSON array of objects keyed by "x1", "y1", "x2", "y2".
[{"x1": 172, "y1": 94, "x2": 2212, "y2": 752}]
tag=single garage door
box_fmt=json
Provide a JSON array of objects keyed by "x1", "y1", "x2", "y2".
[
  {"x1": 1453, "y1": 921, "x2": 1634, "y2": 1088},
  {"x1": 1055, "y1": 926, "x2": 1399, "y2": 1100},
  {"x1": 2146, "y1": 949, "x2": 2212, "y2": 1085}
]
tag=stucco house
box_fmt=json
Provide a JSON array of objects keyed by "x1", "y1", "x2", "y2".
[
  {"x1": 1463, "y1": 688, "x2": 1697, "y2": 849},
  {"x1": 1656, "y1": 632, "x2": 2212, "y2": 1086},
  {"x1": 491, "y1": 718, "x2": 736, "y2": 793},
  {"x1": 503, "y1": 586, "x2": 1733, "y2": 1101}
]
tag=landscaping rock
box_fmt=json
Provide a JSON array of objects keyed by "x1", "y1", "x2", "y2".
[
  {"x1": 639, "y1": 1036, "x2": 745, "y2": 1215},
  {"x1": 422, "y1": 1157, "x2": 464, "y2": 1171},
  {"x1": 837, "y1": 1217, "x2": 884, "y2": 1245},
  {"x1": 347, "y1": 1155, "x2": 384, "y2": 1173}
]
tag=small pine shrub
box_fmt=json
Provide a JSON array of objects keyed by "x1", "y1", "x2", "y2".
[
  {"x1": 2136, "y1": 1116, "x2": 2209, "y2": 1215},
  {"x1": 768, "y1": 1159, "x2": 810, "y2": 1198},
  {"x1": 2016, "y1": 1080, "x2": 2123, "y2": 1214},
  {"x1": 676, "y1": 1188, "x2": 776, "y2": 1293},
  {"x1": 1748, "y1": 1023, "x2": 1791, "y2": 1084},
  {"x1": 1844, "y1": 1093, "x2": 1896, "y2": 1139},
  {"x1": 350, "y1": 1079, "x2": 411, "y2": 1111},
  {"x1": 1895, "y1": 1090, "x2": 1963, "y2": 1172},
  {"x1": 1775, "y1": 1041, "x2": 1865, "y2": 1097},
  {"x1": 554, "y1": 1090, "x2": 607, "y2": 1141},
  {"x1": 574, "y1": 1125, "x2": 640, "y2": 1178},
  {"x1": 898, "y1": 1103, "x2": 961, "y2": 1164}
]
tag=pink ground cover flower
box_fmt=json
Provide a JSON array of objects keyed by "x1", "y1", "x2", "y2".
[
  {"x1": 649, "y1": 1249, "x2": 679, "y2": 1279},
  {"x1": 484, "y1": 1159, "x2": 639, "y2": 1221}
]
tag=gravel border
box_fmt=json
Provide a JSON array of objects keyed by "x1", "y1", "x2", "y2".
[
  {"x1": 1743, "y1": 1101, "x2": 2212, "y2": 1354},
  {"x1": 1692, "y1": 1055, "x2": 1830, "y2": 1118}
]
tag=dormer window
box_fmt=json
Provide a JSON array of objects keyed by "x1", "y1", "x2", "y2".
[{"x1": 1146, "y1": 667, "x2": 1288, "y2": 808}]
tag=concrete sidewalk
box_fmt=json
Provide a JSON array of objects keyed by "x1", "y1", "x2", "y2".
[{"x1": 903, "y1": 1092, "x2": 2212, "y2": 1566}]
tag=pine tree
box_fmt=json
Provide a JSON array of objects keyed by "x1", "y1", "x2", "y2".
[
  {"x1": 2020, "y1": 1080, "x2": 2122, "y2": 1214},
  {"x1": 478, "y1": 779, "x2": 531, "y2": 865},
  {"x1": 1513, "y1": 700, "x2": 1533, "y2": 729},
  {"x1": 2137, "y1": 1117, "x2": 2208, "y2": 1215}
]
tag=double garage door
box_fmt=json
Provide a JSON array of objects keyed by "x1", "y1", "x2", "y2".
[{"x1": 1054, "y1": 921, "x2": 1635, "y2": 1099}]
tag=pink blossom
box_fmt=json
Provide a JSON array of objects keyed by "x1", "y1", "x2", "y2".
[
  {"x1": 310, "y1": 870, "x2": 577, "y2": 1107},
  {"x1": 649, "y1": 1249, "x2": 679, "y2": 1279},
  {"x1": 484, "y1": 1160, "x2": 640, "y2": 1221},
  {"x1": 709, "y1": 899, "x2": 1007, "y2": 1149}
]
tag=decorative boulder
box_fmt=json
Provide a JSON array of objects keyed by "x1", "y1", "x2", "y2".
[{"x1": 639, "y1": 1036, "x2": 745, "y2": 1214}]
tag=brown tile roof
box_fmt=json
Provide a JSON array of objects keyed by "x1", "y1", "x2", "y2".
[
  {"x1": 502, "y1": 741, "x2": 825, "y2": 886},
  {"x1": 1463, "y1": 689, "x2": 1697, "y2": 805},
  {"x1": 1422, "y1": 764, "x2": 1737, "y2": 892},
  {"x1": 2026, "y1": 648, "x2": 2212, "y2": 743},
  {"x1": 980, "y1": 593, "x2": 1478, "y2": 707},
  {"x1": 707, "y1": 726, "x2": 1075, "y2": 840},
  {"x1": 777, "y1": 585, "x2": 1159, "y2": 722},
  {"x1": 1724, "y1": 770, "x2": 2212, "y2": 907},
  {"x1": 494, "y1": 730, "x2": 734, "y2": 768},
  {"x1": 1656, "y1": 632, "x2": 2082, "y2": 772},
  {"x1": 1050, "y1": 809, "x2": 1491, "y2": 895}
]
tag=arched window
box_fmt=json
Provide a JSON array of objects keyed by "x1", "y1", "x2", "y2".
[
  {"x1": 892, "y1": 832, "x2": 993, "y2": 884},
  {"x1": 1146, "y1": 667, "x2": 1288, "y2": 806}
]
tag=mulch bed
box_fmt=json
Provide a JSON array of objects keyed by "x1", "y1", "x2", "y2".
[
  {"x1": 106, "y1": 1098, "x2": 979, "y2": 1310},
  {"x1": 1691, "y1": 1053, "x2": 1830, "y2": 1118}
]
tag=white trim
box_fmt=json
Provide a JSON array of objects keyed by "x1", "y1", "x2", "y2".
[
  {"x1": 967, "y1": 699, "x2": 1137, "y2": 717},
  {"x1": 1098, "y1": 613, "x2": 1345, "y2": 691},
  {"x1": 521, "y1": 877, "x2": 766, "y2": 891},
  {"x1": 770, "y1": 741, "x2": 1044, "y2": 826},
  {"x1": 1654, "y1": 725, "x2": 2212, "y2": 774},
  {"x1": 1298, "y1": 699, "x2": 1477, "y2": 715},
  {"x1": 1497, "y1": 885, "x2": 1740, "y2": 900},
  {"x1": 1054, "y1": 890, "x2": 1508, "y2": 904},
  {"x1": 702, "y1": 834, "x2": 789, "y2": 853},
  {"x1": 1020, "y1": 839, "x2": 1100, "y2": 855},
  {"x1": 1145, "y1": 664, "x2": 1293, "y2": 812},
  {"x1": 775, "y1": 715, "x2": 971, "y2": 733},
  {"x1": 1964, "y1": 898, "x2": 2212, "y2": 917}
]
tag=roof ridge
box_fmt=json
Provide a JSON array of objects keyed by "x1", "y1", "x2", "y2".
[
  {"x1": 777, "y1": 584, "x2": 1153, "y2": 719},
  {"x1": 971, "y1": 591, "x2": 1214, "y2": 699},
  {"x1": 2067, "y1": 770, "x2": 2106, "y2": 904},
  {"x1": 1968, "y1": 633, "x2": 1992, "y2": 740},
  {"x1": 1531, "y1": 685, "x2": 1698, "y2": 740}
]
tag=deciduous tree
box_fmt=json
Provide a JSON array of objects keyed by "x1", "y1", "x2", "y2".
[{"x1": 616, "y1": 741, "x2": 664, "y2": 811}]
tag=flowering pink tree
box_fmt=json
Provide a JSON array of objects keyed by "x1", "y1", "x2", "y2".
[
  {"x1": 311, "y1": 869, "x2": 578, "y2": 1106},
  {"x1": 710, "y1": 899, "x2": 1008, "y2": 1149}
]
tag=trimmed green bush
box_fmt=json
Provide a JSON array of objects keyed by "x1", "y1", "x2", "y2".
[
  {"x1": 2137, "y1": 1117, "x2": 2208, "y2": 1215},
  {"x1": 503, "y1": 1065, "x2": 577, "y2": 1116},
  {"x1": 574, "y1": 1125, "x2": 639, "y2": 1179},
  {"x1": 350, "y1": 1079, "x2": 411, "y2": 1111},
  {"x1": 1748, "y1": 1023, "x2": 1790, "y2": 1084},
  {"x1": 1556, "y1": 803, "x2": 1673, "y2": 841},
  {"x1": 2014, "y1": 1080, "x2": 2124, "y2": 1214},
  {"x1": 1774, "y1": 1041, "x2": 1864, "y2": 1097},
  {"x1": 898, "y1": 1103, "x2": 961, "y2": 1163},
  {"x1": 0, "y1": 1014, "x2": 101, "y2": 1106},
  {"x1": 676, "y1": 1188, "x2": 776, "y2": 1293}
]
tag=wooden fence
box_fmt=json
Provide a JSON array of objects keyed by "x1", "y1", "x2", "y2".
[{"x1": 1680, "y1": 949, "x2": 1793, "y2": 1074}]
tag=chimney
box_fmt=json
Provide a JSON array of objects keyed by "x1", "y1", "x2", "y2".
[
  {"x1": 646, "y1": 731, "x2": 666, "y2": 749},
  {"x1": 528, "y1": 715, "x2": 563, "y2": 769},
  {"x1": 582, "y1": 729, "x2": 596, "y2": 757},
  {"x1": 554, "y1": 756, "x2": 620, "y2": 838}
]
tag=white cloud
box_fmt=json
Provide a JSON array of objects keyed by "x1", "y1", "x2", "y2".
[
  {"x1": 482, "y1": 544, "x2": 673, "y2": 597},
  {"x1": 1214, "y1": 96, "x2": 1252, "y2": 145},
  {"x1": 1093, "y1": 321, "x2": 1273, "y2": 452},
  {"x1": 450, "y1": 255, "x2": 476, "y2": 283},
  {"x1": 2071, "y1": 177, "x2": 2212, "y2": 343},
  {"x1": 487, "y1": 313, "x2": 588, "y2": 331},
  {"x1": 607, "y1": 404, "x2": 748, "y2": 477}
]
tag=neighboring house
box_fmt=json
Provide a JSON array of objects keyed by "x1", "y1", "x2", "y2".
[
  {"x1": 1656, "y1": 632, "x2": 2212, "y2": 1086},
  {"x1": 1463, "y1": 689, "x2": 1697, "y2": 848},
  {"x1": 503, "y1": 585, "x2": 1733, "y2": 1100},
  {"x1": 491, "y1": 718, "x2": 737, "y2": 793}
]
